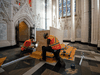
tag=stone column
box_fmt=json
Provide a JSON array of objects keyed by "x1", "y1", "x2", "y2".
[
  {"x1": 98, "y1": 0, "x2": 100, "y2": 47},
  {"x1": 52, "y1": 0, "x2": 54, "y2": 27},
  {"x1": 81, "y1": 0, "x2": 89, "y2": 43},
  {"x1": 91, "y1": 0, "x2": 94, "y2": 44},
  {"x1": 71, "y1": 0, "x2": 75, "y2": 42},
  {"x1": 8, "y1": 0, "x2": 16, "y2": 46},
  {"x1": 56, "y1": 0, "x2": 59, "y2": 29},
  {"x1": 91, "y1": 0, "x2": 99, "y2": 44},
  {"x1": 51, "y1": 0, "x2": 52, "y2": 28}
]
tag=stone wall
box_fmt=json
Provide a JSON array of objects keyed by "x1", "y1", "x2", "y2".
[
  {"x1": 0, "y1": 0, "x2": 35, "y2": 48},
  {"x1": 91, "y1": 0, "x2": 100, "y2": 47},
  {"x1": 60, "y1": 0, "x2": 81, "y2": 41},
  {"x1": 91, "y1": 0, "x2": 99, "y2": 45}
]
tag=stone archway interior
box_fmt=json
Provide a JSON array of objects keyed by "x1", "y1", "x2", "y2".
[{"x1": 19, "y1": 21, "x2": 28, "y2": 41}]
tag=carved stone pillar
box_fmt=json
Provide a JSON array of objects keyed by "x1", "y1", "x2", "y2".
[
  {"x1": 71, "y1": 0, "x2": 75, "y2": 42},
  {"x1": 56, "y1": 0, "x2": 59, "y2": 29},
  {"x1": 98, "y1": 0, "x2": 100, "y2": 47},
  {"x1": 7, "y1": 21, "x2": 16, "y2": 46},
  {"x1": 91, "y1": 0, "x2": 99, "y2": 44},
  {"x1": 81, "y1": 0, "x2": 89, "y2": 43}
]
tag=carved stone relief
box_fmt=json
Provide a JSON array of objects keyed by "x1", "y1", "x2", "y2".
[
  {"x1": 59, "y1": 20, "x2": 62, "y2": 29},
  {"x1": 75, "y1": 16, "x2": 81, "y2": 38},
  {"x1": 13, "y1": 0, "x2": 26, "y2": 16},
  {"x1": 24, "y1": 6, "x2": 29, "y2": 14},
  {"x1": 36, "y1": 14, "x2": 41, "y2": 28},
  {"x1": 64, "y1": 22, "x2": 68, "y2": 30},
  {"x1": 0, "y1": 10, "x2": 8, "y2": 23},
  {"x1": 3, "y1": 0, "x2": 9, "y2": 8},
  {"x1": 76, "y1": 28, "x2": 81, "y2": 38},
  {"x1": 67, "y1": 19, "x2": 71, "y2": 29},
  {"x1": 0, "y1": 13, "x2": 3, "y2": 18},
  {"x1": 63, "y1": 30, "x2": 68, "y2": 38},
  {"x1": 13, "y1": 7, "x2": 19, "y2": 16},
  {"x1": 2, "y1": 0, "x2": 10, "y2": 17},
  {"x1": 53, "y1": 16, "x2": 57, "y2": 28},
  {"x1": 1, "y1": 1, "x2": 10, "y2": 20},
  {"x1": 76, "y1": 18, "x2": 81, "y2": 29}
]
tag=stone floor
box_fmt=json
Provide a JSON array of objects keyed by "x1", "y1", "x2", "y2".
[
  {"x1": 0, "y1": 42, "x2": 100, "y2": 75},
  {"x1": 66, "y1": 42, "x2": 100, "y2": 52}
]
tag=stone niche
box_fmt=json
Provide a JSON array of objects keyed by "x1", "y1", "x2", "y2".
[{"x1": 0, "y1": 23, "x2": 7, "y2": 40}]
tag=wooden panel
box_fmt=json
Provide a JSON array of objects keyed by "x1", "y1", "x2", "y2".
[
  {"x1": 19, "y1": 21, "x2": 28, "y2": 41},
  {"x1": 36, "y1": 30, "x2": 50, "y2": 51}
]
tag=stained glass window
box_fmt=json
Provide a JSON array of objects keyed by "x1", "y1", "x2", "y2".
[
  {"x1": 59, "y1": 0, "x2": 76, "y2": 17},
  {"x1": 63, "y1": 0, "x2": 66, "y2": 17},
  {"x1": 59, "y1": 0, "x2": 62, "y2": 17},
  {"x1": 67, "y1": 0, "x2": 71, "y2": 16},
  {"x1": 74, "y1": 0, "x2": 76, "y2": 13}
]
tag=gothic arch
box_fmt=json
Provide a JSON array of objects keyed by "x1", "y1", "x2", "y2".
[
  {"x1": 14, "y1": 13, "x2": 34, "y2": 27},
  {"x1": 14, "y1": 13, "x2": 34, "y2": 43}
]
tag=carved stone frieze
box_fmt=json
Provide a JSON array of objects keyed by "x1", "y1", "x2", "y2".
[
  {"x1": 0, "y1": 10, "x2": 8, "y2": 23},
  {"x1": 3, "y1": 0, "x2": 9, "y2": 8},
  {"x1": 76, "y1": 17, "x2": 81, "y2": 29},
  {"x1": 1, "y1": 1, "x2": 10, "y2": 20},
  {"x1": 36, "y1": 14, "x2": 41, "y2": 28},
  {"x1": 13, "y1": 7, "x2": 19, "y2": 16},
  {"x1": 13, "y1": 0, "x2": 26, "y2": 16},
  {"x1": 67, "y1": 19, "x2": 71, "y2": 29},
  {"x1": 24, "y1": 7, "x2": 29, "y2": 14},
  {"x1": 53, "y1": 16, "x2": 57, "y2": 28}
]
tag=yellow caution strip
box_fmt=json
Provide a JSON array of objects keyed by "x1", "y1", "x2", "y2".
[{"x1": 0, "y1": 57, "x2": 7, "y2": 67}]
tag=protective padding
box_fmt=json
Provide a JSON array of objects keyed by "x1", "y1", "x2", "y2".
[
  {"x1": 0, "y1": 57, "x2": 7, "y2": 66},
  {"x1": 30, "y1": 45, "x2": 77, "y2": 63}
]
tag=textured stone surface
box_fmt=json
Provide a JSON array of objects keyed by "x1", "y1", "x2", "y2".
[{"x1": 0, "y1": 23, "x2": 7, "y2": 40}]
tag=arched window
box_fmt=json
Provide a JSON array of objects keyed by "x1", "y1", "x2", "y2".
[{"x1": 59, "y1": 0, "x2": 76, "y2": 18}]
